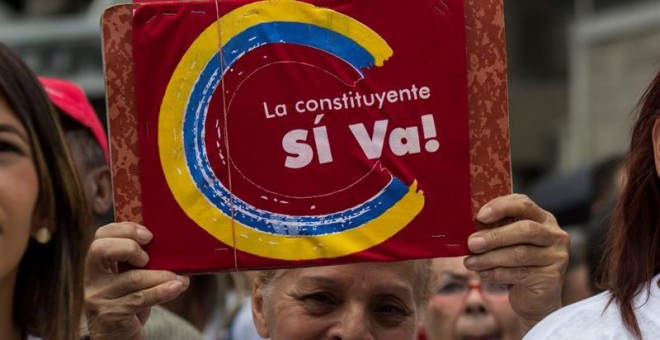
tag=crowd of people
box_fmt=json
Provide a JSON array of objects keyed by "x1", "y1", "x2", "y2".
[{"x1": 1, "y1": 34, "x2": 660, "y2": 339}]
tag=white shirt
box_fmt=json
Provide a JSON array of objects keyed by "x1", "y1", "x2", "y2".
[{"x1": 525, "y1": 274, "x2": 660, "y2": 339}]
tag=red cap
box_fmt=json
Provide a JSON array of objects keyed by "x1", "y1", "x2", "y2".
[{"x1": 39, "y1": 77, "x2": 109, "y2": 162}]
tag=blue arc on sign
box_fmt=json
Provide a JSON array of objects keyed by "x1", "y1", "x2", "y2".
[{"x1": 183, "y1": 21, "x2": 405, "y2": 236}]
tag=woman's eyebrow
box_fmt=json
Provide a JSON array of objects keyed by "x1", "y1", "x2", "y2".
[{"x1": 371, "y1": 283, "x2": 414, "y2": 296}]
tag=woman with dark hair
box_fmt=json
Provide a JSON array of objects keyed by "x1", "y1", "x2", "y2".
[
  {"x1": 526, "y1": 68, "x2": 660, "y2": 339},
  {"x1": 0, "y1": 43, "x2": 90, "y2": 339}
]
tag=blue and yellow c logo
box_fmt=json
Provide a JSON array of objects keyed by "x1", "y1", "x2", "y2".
[{"x1": 158, "y1": 0, "x2": 424, "y2": 260}]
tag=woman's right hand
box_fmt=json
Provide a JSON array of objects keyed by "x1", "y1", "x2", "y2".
[
  {"x1": 84, "y1": 222, "x2": 190, "y2": 340},
  {"x1": 464, "y1": 194, "x2": 570, "y2": 334}
]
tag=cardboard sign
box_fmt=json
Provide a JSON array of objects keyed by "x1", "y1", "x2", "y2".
[{"x1": 103, "y1": 0, "x2": 512, "y2": 273}]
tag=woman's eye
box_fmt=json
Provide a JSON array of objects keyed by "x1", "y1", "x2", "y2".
[
  {"x1": 437, "y1": 282, "x2": 465, "y2": 294},
  {"x1": 485, "y1": 283, "x2": 510, "y2": 294},
  {"x1": 374, "y1": 303, "x2": 409, "y2": 327},
  {"x1": 303, "y1": 293, "x2": 335, "y2": 304},
  {"x1": 0, "y1": 141, "x2": 21, "y2": 154},
  {"x1": 298, "y1": 293, "x2": 338, "y2": 315},
  {"x1": 376, "y1": 304, "x2": 405, "y2": 315}
]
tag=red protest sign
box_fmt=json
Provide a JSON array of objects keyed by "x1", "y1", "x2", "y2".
[{"x1": 103, "y1": 0, "x2": 511, "y2": 272}]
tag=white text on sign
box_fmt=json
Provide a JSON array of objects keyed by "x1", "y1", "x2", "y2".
[{"x1": 282, "y1": 114, "x2": 440, "y2": 169}]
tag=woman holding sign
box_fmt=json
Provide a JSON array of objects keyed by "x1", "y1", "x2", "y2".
[
  {"x1": 248, "y1": 194, "x2": 569, "y2": 340},
  {"x1": 85, "y1": 194, "x2": 569, "y2": 339},
  {"x1": 0, "y1": 43, "x2": 89, "y2": 340},
  {"x1": 525, "y1": 68, "x2": 660, "y2": 339}
]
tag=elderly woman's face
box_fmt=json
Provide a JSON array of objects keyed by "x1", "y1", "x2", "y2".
[
  {"x1": 422, "y1": 257, "x2": 521, "y2": 340},
  {"x1": 252, "y1": 262, "x2": 421, "y2": 340}
]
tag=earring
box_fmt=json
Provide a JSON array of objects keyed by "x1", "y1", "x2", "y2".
[{"x1": 34, "y1": 227, "x2": 51, "y2": 244}]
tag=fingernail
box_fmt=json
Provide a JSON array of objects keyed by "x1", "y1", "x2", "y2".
[
  {"x1": 140, "y1": 250, "x2": 149, "y2": 265},
  {"x1": 136, "y1": 226, "x2": 153, "y2": 243},
  {"x1": 176, "y1": 275, "x2": 190, "y2": 287},
  {"x1": 167, "y1": 280, "x2": 184, "y2": 293},
  {"x1": 468, "y1": 236, "x2": 487, "y2": 252},
  {"x1": 464, "y1": 256, "x2": 477, "y2": 270},
  {"x1": 476, "y1": 206, "x2": 494, "y2": 223}
]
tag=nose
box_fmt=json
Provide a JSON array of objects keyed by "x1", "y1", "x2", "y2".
[
  {"x1": 327, "y1": 304, "x2": 375, "y2": 340},
  {"x1": 464, "y1": 285, "x2": 488, "y2": 315}
]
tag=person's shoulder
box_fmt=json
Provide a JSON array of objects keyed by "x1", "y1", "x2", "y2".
[
  {"x1": 524, "y1": 291, "x2": 632, "y2": 340},
  {"x1": 145, "y1": 305, "x2": 203, "y2": 340},
  {"x1": 634, "y1": 275, "x2": 660, "y2": 334}
]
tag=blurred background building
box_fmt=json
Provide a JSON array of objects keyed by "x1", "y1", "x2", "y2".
[
  {"x1": 507, "y1": 0, "x2": 659, "y2": 182},
  {"x1": 506, "y1": 0, "x2": 660, "y2": 225},
  {"x1": 1, "y1": 0, "x2": 659, "y2": 226},
  {"x1": 0, "y1": 0, "x2": 119, "y2": 113}
]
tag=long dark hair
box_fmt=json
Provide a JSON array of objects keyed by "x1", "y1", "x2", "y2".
[
  {"x1": 601, "y1": 67, "x2": 660, "y2": 339},
  {"x1": 0, "y1": 43, "x2": 89, "y2": 339}
]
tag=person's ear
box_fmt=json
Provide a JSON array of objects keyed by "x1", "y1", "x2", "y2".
[
  {"x1": 251, "y1": 281, "x2": 271, "y2": 338},
  {"x1": 653, "y1": 117, "x2": 660, "y2": 177},
  {"x1": 89, "y1": 166, "x2": 113, "y2": 218}
]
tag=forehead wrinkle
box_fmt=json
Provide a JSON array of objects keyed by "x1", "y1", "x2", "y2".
[
  {"x1": 294, "y1": 274, "x2": 349, "y2": 290},
  {"x1": 356, "y1": 268, "x2": 417, "y2": 302},
  {"x1": 369, "y1": 281, "x2": 415, "y2": 301},
  {"x1": 291, "y1": 267, "x2": 414, "y2": 292}
]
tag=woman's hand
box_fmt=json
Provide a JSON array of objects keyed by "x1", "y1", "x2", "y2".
[
  {"x1": 463, "y1": 194, "x2": 570, "y2": 334},
  {"x1": 84, "y1": 222, "x2": 190, "y2": 340}
]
